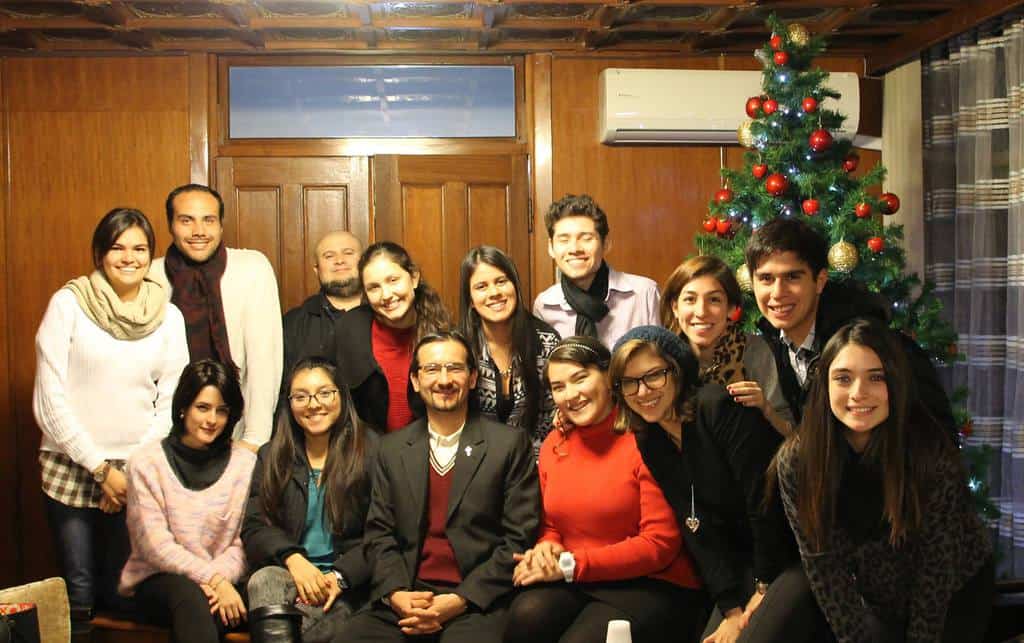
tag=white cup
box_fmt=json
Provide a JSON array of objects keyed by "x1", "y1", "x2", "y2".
[{"x1": 606, "y1": 619, "x2": 632, "y2": 643}]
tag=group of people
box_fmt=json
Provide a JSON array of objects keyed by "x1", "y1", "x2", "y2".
[{"x1": 33, "y1": 184, "x2": 994, "y2": 643}]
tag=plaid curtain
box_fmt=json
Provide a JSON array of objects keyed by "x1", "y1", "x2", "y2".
[{"x1": 923, "y1": 11, "x2": 1024, "y2": 578}]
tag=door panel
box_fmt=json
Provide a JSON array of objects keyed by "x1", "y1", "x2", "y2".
[
  {"x1": 373, "y1": 155, "x2": 531, "y2": 318},
  {"x1": 216, "y1": 157, "x2": 370, "y2": 312}
]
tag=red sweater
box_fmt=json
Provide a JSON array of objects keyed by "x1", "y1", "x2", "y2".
[
  {"x1": 538, "y1": 408, "x2": 701, "y2": 589},
  {"x1": 416, "y1": 466, "x2": 462, "y2": 585},
  {"x1": 371, "y1": 319, "x2": 415, "y2": 432}
]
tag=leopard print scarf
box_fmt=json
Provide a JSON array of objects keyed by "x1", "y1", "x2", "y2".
[{"x1": 697, "y1": 322, "x2": 748, "y2": 387}]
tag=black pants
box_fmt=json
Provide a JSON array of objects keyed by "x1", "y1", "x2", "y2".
[
  {"x1": 134, "y1": 573, "x2": 227, "y2": 643},
  {"x1": 936, "y1": 556, "x2": 995, "y2": 643},
  {"x1": 503, "y1": 581, "x2": 706, "y2": 643},
  {"x1": 335, "y1": 602, "x2": 507, "y2": 643}
]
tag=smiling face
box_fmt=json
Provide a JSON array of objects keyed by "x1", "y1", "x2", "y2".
[
  {"x1": 181, "y1": 385, "x2": 230, "y2": 449},
  {"x1": 468, "y1": 262, "x2": 518, "y2": 326},
  {"x1": 101, "y1": 225, "x2": 151, "y2": 301},
  {"x1": 289, "y1": 367, "x2": 342, "y2": 439},
  {"x1": 411, "y1": 339, "x2": 478, "y2": 415},
  {"x1": 547, "y1": 216, "x2": 607, "y2": 289},
  {"x1": 314, "y1": 231, "x2": 362, "y2": 297},
  {"x1": 672, "y1": 275, "x2": 731, "y2": 353},
  {"x1": 362, "y1": 255, "x2": 419, "y2": 328},
  {"x1": 828, "y1": 343, "x2": 890, "y2": 452},
  {"x1": 619, "y1": 347, "x2": 677, "y2": 425},
  {"x1": 547, "y1": 360, "x2": 613, "y2": 427},
  {"x1": 752, "y1": 250, "x2": 827, "y2": 346},
  {"x1": 170, "y1": 190, "x2": 223, "y2": 263}
]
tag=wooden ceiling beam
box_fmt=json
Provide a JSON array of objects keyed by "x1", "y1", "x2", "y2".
[
  {"x1": 372, "y1": 18, "x2": 481, "y2": 29},
  {"x1": 867, "y1": 0, "x2": 1024, "y2": 73},
  {"x1": 248, "y1": 17, "x2": 364, "y2": 29},
  {"x1": 80, "y1": 0, "x2": 133, "y2": 27},
  {"x1": 123, "y1": 17, "x2": 238, "y2": 30},
  {"x1": 109, "y1": 29, "x2": 154, "y2": 49},
  {"x1": 0, "y1": 18, "x2": 99, "y2": 30},
  {"x1": 211, "y1": 2, "x2": 261, "y2": 28},
  {"x1": 708, "y1": 7, "x2": 741, "y2": 31}
]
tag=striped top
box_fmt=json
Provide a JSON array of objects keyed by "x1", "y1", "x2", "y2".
[{"x1": 119, "y1": 441, "x2": 256, "y2": 595}]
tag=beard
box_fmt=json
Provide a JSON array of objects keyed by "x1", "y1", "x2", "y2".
[{"x1": 322, "y1": 277, "x2": 361, "y2": 298}]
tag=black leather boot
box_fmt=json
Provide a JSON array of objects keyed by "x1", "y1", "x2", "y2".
[
  {"x1": 248, "y1": 604, "x2": 302, "y2": 643},
  {"x1": 69, "y1": 606, "x2": 93, "y2": 643}
]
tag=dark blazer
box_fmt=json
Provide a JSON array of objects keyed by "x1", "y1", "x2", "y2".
[
  {"x1": 634, "y1": 384, "x2": 797, "y2": 614},
  {"x1": 241, "y1": 431, "x2": 379, "y2": 606},
  {"x1": 363, "y1": 414, "x2": 540, "y2": 610},
  {"x1": 282, "y1": 292, "x2": 345, "y2": 378},
  {"x1": 334, "y1": 304, "x2": 421, "y2": 432}
]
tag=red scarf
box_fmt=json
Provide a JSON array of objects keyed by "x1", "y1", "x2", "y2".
[{"x1": 163, "y1": 243, "x2": 237, "y2": 373}]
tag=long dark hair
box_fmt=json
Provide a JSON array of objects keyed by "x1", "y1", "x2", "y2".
[
  {"x1": 261, "y1": 357, "x2": 369, "y2": 531},
  {"x1": 358, "y1": 241, "x2": 450, "y2": 344},
  {"x1": 458, "y1": 246, "x2": 543, "y2": 434},
  {"x1": 170, "y1": 359, "x2": 244, "y2": 450},
  {"x1": 777, "y1": 318, "x2": 947, "y2": 550}
]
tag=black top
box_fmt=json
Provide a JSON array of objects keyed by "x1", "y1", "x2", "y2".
[
  {"x1": 161, "y1": 433, "x2": 231, "y2": 491},
  {"x1": 282, "y1": 292, "x2": 346, "y2": 383},
  {"x1": 634, "y1": 384, "x2": 797, "y2": 613}
]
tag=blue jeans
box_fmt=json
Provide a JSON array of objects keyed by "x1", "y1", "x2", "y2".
[{"x1": 44, "y1": 494, "x2": 134, "y2": 617}]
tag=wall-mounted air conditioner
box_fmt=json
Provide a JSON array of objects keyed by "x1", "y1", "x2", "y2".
[{"x1": 599, "y1": 68, "x2": 864, "y2": 147}]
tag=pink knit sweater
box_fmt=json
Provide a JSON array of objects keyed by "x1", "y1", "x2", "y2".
[{"x1": 118, "y1": 441, "x2": 256, "y2": 595}]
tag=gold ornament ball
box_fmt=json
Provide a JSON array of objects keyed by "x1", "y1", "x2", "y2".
[
  {"x1": 827, "y1": 240, "x2": 859, "y2": 273},
  {"x1": 736, "y1": 264, "x2": 753, "y2": 292},
  {"x1": 737, "y1": 119, "x2": 756, "y2": 148},
  {"x1": 787, "y1": 23, "x2": 810, "y2": 47}
]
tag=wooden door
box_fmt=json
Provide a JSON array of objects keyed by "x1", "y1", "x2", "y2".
[
  {"x1": 372, "y1": 155, "x2": 531, "y2": 318},
  {"x1": 215, "y1": 157, "x2": 371, "y2": 312}
]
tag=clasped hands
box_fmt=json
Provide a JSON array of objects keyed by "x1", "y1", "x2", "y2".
[
  {"x1": 199, "y1": 574, "x2": 247, "y2": 628},
  {"x1": 388, "y1": 590, "x2": 467, "y2": 636},
  {"x1": 512, "y1": 541, "x2": 566, "y2": 587},
  {"x1": 702, "y1": 591, "x2": 766, "y2": 643},
  {"x1": 285, "y1": 553, "x2": 343, "y2": 611},
  {"x1": 98, "y1": 467, "x2": 127, "y2": 514}
]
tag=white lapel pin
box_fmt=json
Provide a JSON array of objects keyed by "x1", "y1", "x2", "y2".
[{"x1": 464, "y1": 445, "x2": 473, "y2": 457}]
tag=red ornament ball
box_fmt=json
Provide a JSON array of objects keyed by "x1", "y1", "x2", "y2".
[
  {"x1": 745, "y1": 96, "x2": 763, "y2": 118},
  {"x1": 802, "y1": 199, "x2": 820, "y2": 216},
  {"x1": 855, "y1": 202, "x2": 872, "y2": 218},
  {"x1": 842, "y1": 153, "x2": 860, "y2": 173},
  {"x1": 867, "y1": 237, "x2": 884, "y2": 253},
  {"x1": 770, "y1": 34, "x2": 783, "y2": 50},
  {"x1": 715, "y1": 219, "x2": 732, "y2": 236},
  {"x1": 801, "y1": 97, "x2": 818, "y2": 113},
  {"x1": 752, "y1": 164, "x2": 768, "y2": 179},
  {"x1": 702, "y1": 217, "x2": 718, "y2": 232},
  {"x1": 961, "y1": 420, "x2": 973, "y2": 437},
  {"x1": 809, "y1": 128, "x2": 833, "y2": 152},
  {"x1": 714, "y1": 188, "x2": 734, "y2": 204},
  {"x1": 773, "y1": 51, "x2": 790, "y2": 66},
  {"x1": 729, "y1": 306, "x2": 743, "y2": 323},
  {"x1": 880, "y1": 192, "x2": 901, "y2": 215},
  {"x1": 762, "y1": 99, "x2": 779, "y2": 115},
  {"x1": 764, "y1": 173, "x2": 789, "y2": 196}
]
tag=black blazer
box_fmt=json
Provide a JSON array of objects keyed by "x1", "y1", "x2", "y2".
[
  {"x1": 334, "y1": 304, "x2": 421, "y2": 432},
  {"x1": 634, "y1": 384, "x2": 797, "y2": 614},
  {"x1": 241, "y1": 431, "x2": 379, "y2": 605},
  {"x1": 364, "y1": 414, "x2": 540, "y2": 610}
]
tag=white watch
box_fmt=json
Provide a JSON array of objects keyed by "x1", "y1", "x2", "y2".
[{"x1": 558, "y1": 551, "x2": 576, "y2": 583}]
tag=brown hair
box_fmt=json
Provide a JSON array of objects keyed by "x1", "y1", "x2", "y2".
[
  {"x1": 660, "y1": 256, "x2": 742, "y2": 334},
  {"x1": 543, "y1": 194, "x2": 609, "y2": 241},
  {"x1": 609, "y1": 339, "x2": 696, "y2": 434}
]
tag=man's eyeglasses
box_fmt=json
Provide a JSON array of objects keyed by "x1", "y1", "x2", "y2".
[
  {"x1": 418, "y1": 362, "x2": 469, "y2": 376},
  {"x1": 288, "y1": 389, "x2": 339, "y2": 406},
  {"x1": 615, "y1": 368, "x2": 673, "y2": 396}
]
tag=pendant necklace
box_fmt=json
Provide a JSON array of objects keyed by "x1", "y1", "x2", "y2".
[{"x1": 685, "y1": 484, "x2": 700, "y2": 533}]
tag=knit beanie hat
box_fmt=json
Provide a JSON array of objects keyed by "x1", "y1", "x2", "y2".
[{"x1": 613, "y1": 325, "x2": 690, "y2": 368}]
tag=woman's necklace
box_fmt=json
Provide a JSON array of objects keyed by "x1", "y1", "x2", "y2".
[{"x1": 686, "y1": 484, "x2": 700, "y2": 533}]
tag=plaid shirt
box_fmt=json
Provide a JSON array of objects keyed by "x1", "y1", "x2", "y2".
[
  {"x1": 39, "y1": 451, "x2": 125, "y2": 508},
  {"x1": 781, "y1": 325, "x2": 818, "y2": 387}
]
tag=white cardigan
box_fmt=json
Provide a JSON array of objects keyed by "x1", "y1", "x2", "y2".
[
  {"x1": 149, "y1": 247, "x2": 283, "y2": 446},
  {"x1": 33, "y1": 289, "x2": 190, "y2": 473}
]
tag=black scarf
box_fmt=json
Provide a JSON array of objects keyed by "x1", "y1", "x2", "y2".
[
  {"x1": 161, "y1": 433, "x2": 232, "y2": 491},
  {"x1": 561, "y1": 261, "x2": 610, "y2": 339}
]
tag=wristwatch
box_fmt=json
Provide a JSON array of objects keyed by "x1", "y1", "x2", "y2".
[
  {"x1": 558, "y1": 551, "x2": 576, "y2": 583},
  {"x1": 333, "y1": 570, "x2": 350, "y2": 590},
  {"x1": 92, "y1": 461, "x2": 111, "y2": 484},
  {"x1": 754, "y1": 579, "x2": 770, "y2": 595}
]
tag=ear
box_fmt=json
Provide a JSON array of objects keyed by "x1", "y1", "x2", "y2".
[
  {"x1": 411, "y1": 270, "x2": 421, "y2": 290},
  {"x1": 467, "y1": 369, "x2": 479, "y2": 391},
  {"x1": 814, "y1": 268, "x2": 828, "y2": 295},
  {"x1": 312, "y1": 264, "x2": 321, "y2": 279},
  {"x1": 410, "y1": 370, "x2": 422, "y2": 394},
  {"x1": 602, "y1": 234, "x2": 613, "y2": 256},
  {"x1": 547, "y1": 239, "x2": 556, "y2": 261}
]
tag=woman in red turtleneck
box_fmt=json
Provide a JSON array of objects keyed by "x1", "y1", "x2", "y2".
[
  {"x1": 334, "y1": 242, "x2": 450, "y2": 433},
  {"x1": 504, "y1": 335, "x2": 707, "y2": 643}
]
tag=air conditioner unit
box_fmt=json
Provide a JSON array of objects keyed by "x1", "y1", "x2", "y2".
[{"x1": 599, "y1": 68, "x2": 862, "y2": 146}]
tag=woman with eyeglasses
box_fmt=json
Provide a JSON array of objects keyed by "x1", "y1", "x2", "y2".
[
  {"x1": 335, "y1": 241, "x2": 450, "y2": 433},
  {"x1": 459, "y1": 246, "x2": 560, "y2": 454},
  {"x1": 119, "y1": 359, "x2": 255, "y2": 642},
  {"x1": 242, "y1": 357, "x2": 378, "y2": 643},
  {"x1": 610, "y1": 326, "x2": 825, "y2": 643},
  {"x1": 504, "y1": 336, "x2": 705, "y2": 643},
  {"x1": 662, "y1": 256, "x2": 793, "y2": 436}
]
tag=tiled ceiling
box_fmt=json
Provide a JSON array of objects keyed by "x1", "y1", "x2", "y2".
[{"x1": 0, "y1": 1, "x2": 1019, "y2": 73}]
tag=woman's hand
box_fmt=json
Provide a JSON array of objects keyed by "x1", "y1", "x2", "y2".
[
  {"x1": 512, "y1": 543, "x2": 568, "y2": 587},
  {"x1": 285, "y1": 553, "x2": 330, "y2": 605},
  {"x1": 200, "y1": 583, "x2": 220, "y2": 614},
  {"x1": 101, "y1": 467, "x2": 128, "y2": 505},
  {"x1": 726, "y1": 381, "x2": 767, "y2": 413},
  {"x1": 703, "y1": 608, "x2": 744, "y2": 643},
  {"x1": 98, "y1": 494, "x2": 122, "y2": 514},
  {"x1": 213, "y1": 579, "x2": 247, "y2": 628},
  {"x1": 740, "y1": 591, "x2": 765, "y2": 628},
  {"x1": 321, "y1": 572, "x2": 343, "y2": 612}
]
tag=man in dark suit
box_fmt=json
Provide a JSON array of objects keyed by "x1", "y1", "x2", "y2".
[{"x1": 335, "y1": 330, "x2": 540, "y2": 642}]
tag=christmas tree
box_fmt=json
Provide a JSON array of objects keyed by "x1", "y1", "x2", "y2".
[{"x1": 698, "y1": 15, "x2": 998, "y2": 520}]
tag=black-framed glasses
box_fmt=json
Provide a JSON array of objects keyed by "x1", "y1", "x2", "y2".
[
  {"x1": 615, "y1": 368, "x2": 673, "y2": 396},
  {"x1": 288, "y1": 389, "x2": 339, "y2": 406},
  {"x1": 418, "y1": 362, "x2": 469, "y2": 377}
]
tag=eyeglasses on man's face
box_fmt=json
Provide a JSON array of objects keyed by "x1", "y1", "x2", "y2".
[
  {"x1": 288, "y1": 389, "x2": 339, "y2": 407},
  {"x1": 615, "y1": 368, "x2": 673, "y2": 396},
  {"x1": 418, "y1": 362, "x2": 469, "y2": 377}
]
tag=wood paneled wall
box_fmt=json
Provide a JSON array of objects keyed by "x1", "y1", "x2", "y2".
[{"x1": 1, "y1": 56, "x2": 193, "y2": 584}]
